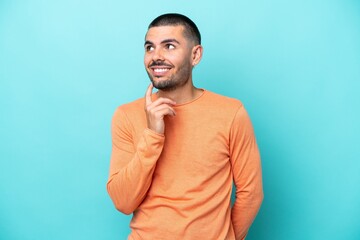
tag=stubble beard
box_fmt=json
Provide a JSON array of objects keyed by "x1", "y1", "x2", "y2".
[{"x1": 147, "y1": 62, "x2": 192, "y2": 92}]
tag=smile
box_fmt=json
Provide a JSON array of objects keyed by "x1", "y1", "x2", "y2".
[
  {"x1": 154, "y1": 68, "x2": 170, "y2": 73},
  {"x1": 150, "y1": 67, "x2": 172, "y2": 77}
]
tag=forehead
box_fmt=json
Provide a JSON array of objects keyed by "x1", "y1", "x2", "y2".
[{"x1": 145, "y1": 25, "x2": 186, "y2": 43}]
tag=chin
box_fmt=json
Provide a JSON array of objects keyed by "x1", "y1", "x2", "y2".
[{"x1": 151, "y1": 79, "x2": 177, "y2": 91}]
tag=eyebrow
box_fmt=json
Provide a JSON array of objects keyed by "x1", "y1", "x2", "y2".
[{"x1": 144, "y1": 38, "x2": 180, "y2": 46}]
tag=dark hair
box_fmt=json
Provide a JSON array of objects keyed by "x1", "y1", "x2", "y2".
[{"x1": 148, "y1": 13, "x2": 201, "y2": 45}]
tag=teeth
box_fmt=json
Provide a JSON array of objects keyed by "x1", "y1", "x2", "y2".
[{"x1": 154, "y1": 68, "x2": 169, "y2": 73}]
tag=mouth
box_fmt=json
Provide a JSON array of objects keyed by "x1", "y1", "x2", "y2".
[{"x1": 150, "y1": 66, "x2": 172, "y2": 77}]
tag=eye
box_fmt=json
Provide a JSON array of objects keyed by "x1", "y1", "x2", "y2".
[
  {"x1": 166, "y1": 44, "x2": 175, "y2": 50},
  {"x1": 145, "y1": 45, "x2": 154, "y2": 52}
]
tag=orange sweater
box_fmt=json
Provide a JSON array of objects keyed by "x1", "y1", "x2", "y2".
[{"x1": 107, "y1": 90, "x2": 263, "y2": 240}]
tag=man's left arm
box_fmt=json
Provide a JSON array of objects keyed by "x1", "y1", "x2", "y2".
[{"x1": 229, "y1": 105, "x2": 264, "y2": 240}]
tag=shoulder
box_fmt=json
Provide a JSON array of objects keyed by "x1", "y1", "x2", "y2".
[
  {"x1": 203, "y1": 90, "x2": 244, "y2": 111},
  {"x1": 204, "y1": 91, "x2": 256, "y2": 135},
  {"x1": 118, "y1": 97, "x2": 144, "y2": 112},
  {"x1": 113, "y1": 97, "x2": 145, "y2": 121}
]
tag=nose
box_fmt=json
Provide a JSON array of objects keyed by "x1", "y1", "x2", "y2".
[{"x1": 152, "y1": 48, "x2": 164, "y2": 61}]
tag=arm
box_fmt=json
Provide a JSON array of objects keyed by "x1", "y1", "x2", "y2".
[
  {"x1": 107, "y1": 84, "x2": 176, "y2": 214},
  {"x1": 230, "y1": 105, "x2": 264, "y2": 240},
  {"x1": 106, "y1": 108, "x2": 164, "y2": 214}
]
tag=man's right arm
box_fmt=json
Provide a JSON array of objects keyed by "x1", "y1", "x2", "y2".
[
  {"x1": 106, "y1": 108, "x2": 165, "y2": 214},
  {"x1": 107, "y1": 84, "x2": 176, "y2": 215}
]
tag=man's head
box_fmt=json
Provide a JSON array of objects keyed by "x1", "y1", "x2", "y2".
[
  {"x1": 148, "y1": 13, "x2": 201, "y2": 46},
  {"x1": 144, "y1": 13, "x2": 203, "y2": 91}
]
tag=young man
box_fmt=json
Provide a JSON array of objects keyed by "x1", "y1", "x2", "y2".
[{"x1": 107, "y1": 13, "x2": 263, "y2": 240}]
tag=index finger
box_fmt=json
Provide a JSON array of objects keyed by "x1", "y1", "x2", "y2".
[{"x1": 145, "y1": 83, "x2": 153, "y2": 106}]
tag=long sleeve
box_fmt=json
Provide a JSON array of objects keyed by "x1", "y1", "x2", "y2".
[
  {"x1": 230, "y1": 105, "x2": 264, "y2": 240},
  {"x1": 106, "y1": 107, "x2": 164, "y2": 215}
]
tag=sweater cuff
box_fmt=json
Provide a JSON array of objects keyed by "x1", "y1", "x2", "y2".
[
  {"x1": 144, "y1": 128, "x2": 165, "y2": 138},
  {"x1": 137, "y1": 128, "x2": 165, "y2": 166}
]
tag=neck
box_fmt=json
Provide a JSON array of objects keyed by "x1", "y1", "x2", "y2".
[{"x1": 156, "y1": 81, "x2": 203, "y2": 104}]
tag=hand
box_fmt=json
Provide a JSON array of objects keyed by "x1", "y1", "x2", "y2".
[{"x1": 144, "y1": 83, "x2": 176, "y2": 134}]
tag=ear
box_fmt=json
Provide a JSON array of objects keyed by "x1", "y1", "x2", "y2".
[{"x1": 191, "y1": 45, "x2": 203, "y2": 67}]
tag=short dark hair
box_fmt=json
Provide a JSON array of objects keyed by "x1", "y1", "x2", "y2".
[{"x1": 148, "y1": 13, "x2": 201, "y2": 45}]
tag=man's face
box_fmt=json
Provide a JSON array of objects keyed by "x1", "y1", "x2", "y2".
[{"x1": 144, "y1": 25, "x2": 194, "y2": 91}]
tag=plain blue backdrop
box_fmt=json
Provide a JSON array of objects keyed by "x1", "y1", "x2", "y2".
[{"x1": 1, "y1": 0, "x2": 359, "y2": 239}]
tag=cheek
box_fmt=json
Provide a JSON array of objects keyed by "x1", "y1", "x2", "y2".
[
  {"x1": 167, "y1": 53, "x2": 185, "y2": 65},
  {"x1": 144, "y1": 55, "x2": 150, "y2": 66}
]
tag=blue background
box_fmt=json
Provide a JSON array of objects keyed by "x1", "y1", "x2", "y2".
[{"x1": 1, "y1": 0, "x2": 359, "y2": 239}]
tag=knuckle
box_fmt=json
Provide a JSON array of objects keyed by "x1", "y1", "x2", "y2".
[
  {"x1": 154, "y1": 112, "x2": 163, "y2": 118},
  {"x1": 145, "y1": 105, "x2": 152, "y2": 112}
]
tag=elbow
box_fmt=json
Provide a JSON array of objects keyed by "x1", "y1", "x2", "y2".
[
  {"x1": 108, "y1": 193, "x2": 136, "y2": 215},
  {"x1": 113, "y1": 203, "x2": 135, "y2": 215},
  {"x1": 106, "y1": 181, "x2": 137, "y2": 215},
  {"x1": 259, "y1": 189, "x2": 264, "y2": 204},
  {"x1": 252, "y1": 189, "x2": 264, "y2": 213},
  {"x1": 258, "y1": 190, "x2": 264, "y2": 208},
  {"x1": 252, "y1": 181, "x2": 264, "y2": 207},
  {"x1": 254, "y1": 187, "x2": 264, "y2": 208},
  {"x1": 237, "y1": 186, "x2": 264, "y2": 209}
]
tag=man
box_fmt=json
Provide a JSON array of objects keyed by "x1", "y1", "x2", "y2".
[{"x1": 107, "y1": 13, "x2": 263, "y2": 240}]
